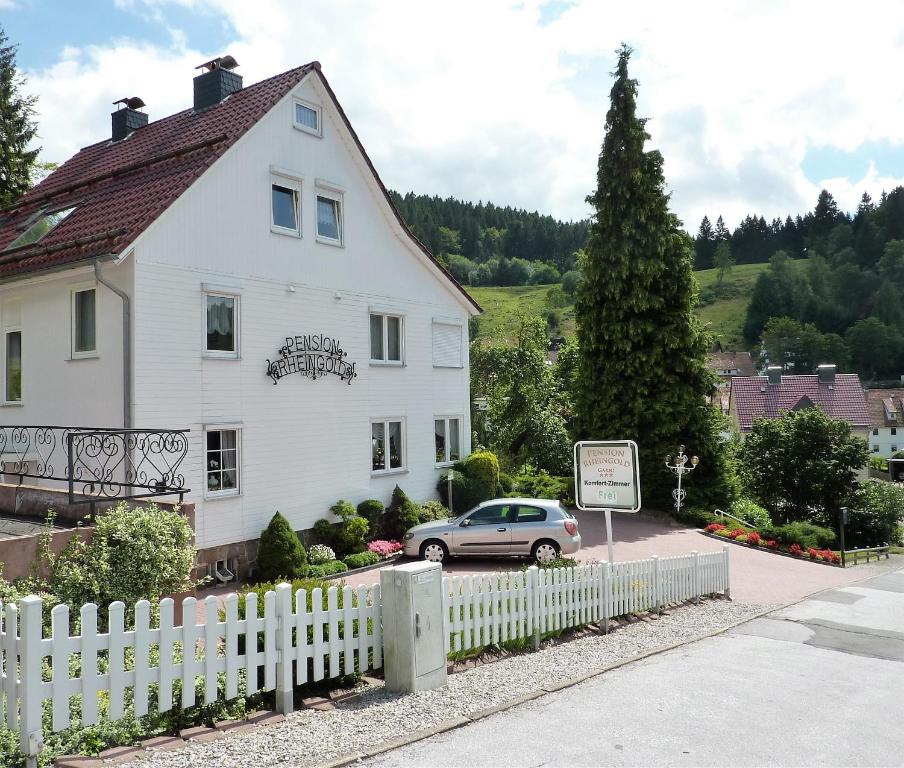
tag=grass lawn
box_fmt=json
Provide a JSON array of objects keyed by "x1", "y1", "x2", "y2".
[{"x1": 468, "y1": 262, "x2": 777, "y2": 348}]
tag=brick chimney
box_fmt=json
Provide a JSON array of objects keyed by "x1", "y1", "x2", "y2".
[
  {"x1": 817, "y1": 364, "x2": 837, "y2": 384},
  {"x1": 766, "y1": 365, "x2": 782, "y2": 385},
  {"x1": 193, "y1": 55, "x2": 242, "y2": 111},
  {"x1": 111, "y1": 97, "x2": 147, "y2": 142}
]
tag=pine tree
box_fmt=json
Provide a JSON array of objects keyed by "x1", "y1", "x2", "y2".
[
  {"x1": 693, "y1": 216, "x2": 716, "y2": 270},
  {"x1": 574, "y1": 45, "x2": 733, "y2": 509},
  {"x1": 0, "y1": 27, "x2": 40, "y2": 207}
]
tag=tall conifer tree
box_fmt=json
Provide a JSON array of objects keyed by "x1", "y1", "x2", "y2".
[
  {"x1": 0, "y1": 27, "x2": 39, "y2": 207},
  {"x1": 574, "y1": 45, "x2": 732, "y2": 508}
]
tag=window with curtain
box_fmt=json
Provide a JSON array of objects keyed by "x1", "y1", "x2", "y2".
[
  {"x1": 72, "y1": 288, "x2": 96, "y2": 355},
  {"x1": 6, "y1": 331, "x2": 21, "y2": 402},
  {"x1": 316, "y1": 195, "x2": 342, "y2": 243},
  {"x1": 372, "y1": 419, "x2": 404, "y2": 473},
  {"x1": 206, "y1": 428, "x2": 239, "y2": 495},
  {"x1": 434, "y1": 417, "x2": 461, "y2": 464},
  {"x1": 206, "y1": 294, "x2": 237, "y2": 355},
  {"x1": 294, "y1": 101, "x2": 321, "y2": 135}
]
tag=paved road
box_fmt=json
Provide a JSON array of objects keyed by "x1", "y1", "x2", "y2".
[
  {"x1": 364, "y1": 567, "x2": 904, "y2": 768},
  {"x1": 342, "y1": 512, "x2": 895, "y2": 605}
]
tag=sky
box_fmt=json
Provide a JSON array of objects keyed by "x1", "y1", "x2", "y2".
[{"x1": 4, "y1": 0, "x2": 904, "y2": 231}]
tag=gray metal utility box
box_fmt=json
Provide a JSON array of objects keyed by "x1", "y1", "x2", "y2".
[{"x1": 380, "y1": 561, "x2": 447, "y2": 693}]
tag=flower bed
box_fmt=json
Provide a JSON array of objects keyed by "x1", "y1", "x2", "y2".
[{"x1": 703, "y1": 523, "x2": 841, "y2": 565}]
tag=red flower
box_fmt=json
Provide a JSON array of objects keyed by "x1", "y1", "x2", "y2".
[
  {"x1": 747, "y1": 532, "x2": 761, "y2": 546},
  {"x1": 789, "y1": 543, "x2": 802, "y2": 555},
  {"x1": 705, "y1": 523, "x2": 726, "y2": 533},
  {"x1": 729, "y1": 528, "x2": 746, "y2": 539},
  {"x1": 767, "y1": 540, "x2": 778, "y2": 549}
]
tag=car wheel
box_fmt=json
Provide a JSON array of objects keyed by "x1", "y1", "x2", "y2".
[
  {"x1": 532, "y1": 540, "x2": 560, "y2": 565},
  {"x1": 420, "y1": 540, "x2": 448, "y2": 563}
]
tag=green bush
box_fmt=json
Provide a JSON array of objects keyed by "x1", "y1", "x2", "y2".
[
  {"x1": 673, "y1": 506, "x2": 720, "y2": 528},
  {"x1": 730, "y1": 498, "x2": 771, "y2": 529},
  {"x1": 437, "y1": 470, "x2": 486, "y2": 515},
  {"x1": 869, "y1": 456, "x2": 889, "y2": 472},
  {"x1": 498, "y1": 472, "x2": 515, "y2": 495},
  {"x1": 419, "y1": 500, "x2": 450, "y2": 523},
  {"x1": 237, "y1": 577, "x2": 335, "y2": 618},
  {"x1": 462, "y1": 451, "x2": 500, "y2": 496},
  {"x1": 762, "y1": 521, "x2": 836, "y2": 550},
  {"x1": 330, "y1": 499, "x2": 357, "y2": 521},
  {"x1": 539, "y1": 557, "x2": 578, "y2": 570},
  {"x1": 51, "y1": 501, "x2": 196, "y2": 620},
  {"x1": 847, "y1": 481, "x2": 904, "y2": 547},
  {"x1": 514, "y1": 471, "x2": 575, "y2": 506},
  {"x1": 357, "y1": 499, "x2": 385, "y2": 536},
  {"x1": 307, "y1": 560, "x2": 348, "y2": 578},
  {"x1": 337, "y1": 516, "x2": 369, "y2": 555},
  {"x1": 255, "y1": 511, "x2": 308, "y2": 582},
  {"x1": 311, "y1": 519, "x2": 337, "y2": 549},
  {"x1": 343, "y1": 551, "x2": 381, "y2": 569}
]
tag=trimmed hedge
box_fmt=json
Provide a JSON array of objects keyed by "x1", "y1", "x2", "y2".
[
  {"x1": 762, "y1": 521, "x2": 836, "y2": 550},
  {"x1": 307, "y1": 560, "x2": 348, "y2": 578},
  {"x1": 357, "y1": 499, "x2": 385, "y2": 536},
  {"x1": 343, "y1": 551, "x2": 381, "y2": 569}
]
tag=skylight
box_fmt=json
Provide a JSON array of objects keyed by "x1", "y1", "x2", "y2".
[{"x1": 5, "y1": 207, "x2": 77, "y2": 250}]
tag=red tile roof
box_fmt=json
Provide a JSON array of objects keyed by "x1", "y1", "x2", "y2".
[
  {"x1": 0, "y1": 62, "x2": 479, "y2": 311},
  {"x1": 706, "y1": 351, "x2": 756, "y2": 378},
  {"x1": 731, "y1": 373, "x2": 869, "y2": 431},
  {"x1": 865, "y1": 388, "x2": 904, "y2": 427}
]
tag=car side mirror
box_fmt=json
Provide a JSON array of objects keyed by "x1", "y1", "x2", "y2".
[{"x1": 460, "y1": 519, "x2": 470, "y2": 527}]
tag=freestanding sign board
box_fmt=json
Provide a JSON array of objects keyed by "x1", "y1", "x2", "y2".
[{"x1": 574, "y1": 440, "x2": 641, "y2": 563}]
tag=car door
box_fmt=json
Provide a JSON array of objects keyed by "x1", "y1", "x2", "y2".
[
  {"x1": 509, "y1": 504, "x2": 549, "y2": 555},
  {"x1": 451, "y1": 504, "x2": 513, "y2": 555}
]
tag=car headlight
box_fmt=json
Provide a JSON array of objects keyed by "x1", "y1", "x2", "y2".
[{"x1": 403, "y1": 532, "x2": 414, "y2": 541}]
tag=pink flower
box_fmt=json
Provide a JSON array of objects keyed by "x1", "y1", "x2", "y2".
[{"x1": 367, "y1": 540, "x2": 403, "y2": 558}]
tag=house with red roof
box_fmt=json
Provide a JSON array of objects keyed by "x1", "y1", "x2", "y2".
[
  {"x1": 0, "y1": 58, "x2": 479, "y2": 576},
  {"x1": 705, "y1": 350, "x2": 757, "y2": 412},
  {"x1": 865, "y1": 388, "x2": 904, "y2": 457},
  {"x1": 729, "y1": 364, "x2": 870, "y2": 438}
]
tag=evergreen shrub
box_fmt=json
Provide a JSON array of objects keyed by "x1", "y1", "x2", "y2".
[
  {"x1": 343, "y1": 551, "x2": 381, "y2": 569},
  {"x1": 256, "y1": 512, "x2": 307, "y2": 582},
  {"x1": 357, "y1": 499, "x2": 385, "y2": 536}
]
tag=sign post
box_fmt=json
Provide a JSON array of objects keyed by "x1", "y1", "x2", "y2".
[
  {"x1": 838, "y1": 506, "x2": 849, "y2": 568},
  {"x1": 573, "y1": 440, "x2": 642, "y2": 563}
]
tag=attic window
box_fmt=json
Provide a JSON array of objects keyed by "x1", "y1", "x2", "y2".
[
  {"x1": 6, "y1": 207, "x2": 77, "y2": 250},
  {"x1": 293, "y1": 100, "x2": 322, "y2": 137}
]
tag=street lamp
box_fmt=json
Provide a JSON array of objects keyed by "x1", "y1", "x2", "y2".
[{"x1": 664, "y1": 445, "x2": 699, "y2": 515}]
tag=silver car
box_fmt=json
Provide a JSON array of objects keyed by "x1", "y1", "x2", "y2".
[{"x1": 402, "y1": 498, "x2": 581, "y2": 564}]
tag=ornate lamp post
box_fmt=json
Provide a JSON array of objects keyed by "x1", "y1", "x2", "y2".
[{"x1": 664, "y1": 445, "x2": 699, "y2": 514}]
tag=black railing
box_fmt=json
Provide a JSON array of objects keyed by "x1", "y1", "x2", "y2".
[{"x1": 0, "y1": 426, "x2": 190, "y2": 505}]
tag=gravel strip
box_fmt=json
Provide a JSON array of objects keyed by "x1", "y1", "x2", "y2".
[{"x1": 122, "y1": 599, "x2": 770, "y2": 768}]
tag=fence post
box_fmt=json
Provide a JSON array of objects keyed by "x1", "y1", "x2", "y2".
[
  {"x1": 651, "y1": 555, "x2": 661, "y2": 615},
  {"x1": 723, "y1": 545, "x2": 731, "y2": 600},
  {"x1": 692, "y1": 550, "x2": 700, "y2": 604},
  {"x1": 274, "y1": 583, "x2": 294, "y2": 715},
  {"x1": 527, "y1": 566, "x2": 541, "y2": 651},
  {"x1": 19, "y1": 595, "x2": 44, "y2": 768},
  {"x1": 603, "y1": 561, "x2": 611, "y2": 634}
]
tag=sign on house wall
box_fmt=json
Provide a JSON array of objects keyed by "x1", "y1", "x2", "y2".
[
  {"x1": 266, "y1": 334, "x2": 357, "y2": 385},
  {"x1": 573, "y1": 440, "x2": 641, "y2": 511}
]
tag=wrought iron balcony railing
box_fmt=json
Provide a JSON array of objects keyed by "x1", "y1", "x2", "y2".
[{"x1": 0, "y1": 426, "x2": 190, "y2": 505}]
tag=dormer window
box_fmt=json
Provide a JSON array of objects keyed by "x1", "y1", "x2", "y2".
[
  {"x1": 5, "y1": 206, "x2": 77, "y2": 250},
  {"x1": 293, "y1": 99, "x2": 322, "y2": 137}
]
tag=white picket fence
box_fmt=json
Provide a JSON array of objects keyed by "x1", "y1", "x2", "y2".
[
  {"x1": 0, "y1": 547, "x2": 728, "y2": 757},
  {"x1": 442, "y1": 550, "x2": 729, "y2": 654}
]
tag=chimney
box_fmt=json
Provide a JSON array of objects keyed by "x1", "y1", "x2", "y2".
[
  {"x1": 817, "y1": 364, "x2": 836, "y2": 384},
  {"x1": 193, "y1": 55, "x2": 242, "y2": 111},
  {"x1": 766, "y1": 365, "x2": 782, "y2": 385},
  {"x1": 111, "y1": 97, "x2": 147, "y2": 141}
]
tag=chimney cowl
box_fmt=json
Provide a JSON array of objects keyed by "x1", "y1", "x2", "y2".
[
  {"x1": 193, "y1": 55, "x2": 242, "y2": 111},
  {"x1": 111, "y1": 96, "x2": 148, "y2": 142},
  {"x1": 817, "y1": 364, "x2": 837, "y2": 384},
  {"x1": 766, "y1": 366, "x2": 782, "y2": 385}
]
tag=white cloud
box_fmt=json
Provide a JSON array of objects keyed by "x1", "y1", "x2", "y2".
[{"x1": 21, "y1": 0, "x2": 904, "y2": 229}]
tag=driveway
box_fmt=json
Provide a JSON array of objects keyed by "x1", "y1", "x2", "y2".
[
  {"x1": 343, "y1": 511, "x2": 896, "y2": 605},
  {"x1": 362, "y1": 567, "x2": 904, "y2": 768}
]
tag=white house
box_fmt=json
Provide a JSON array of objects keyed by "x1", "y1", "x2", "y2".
[
  {"x1": 0, "y1": 58, "x2": 480, "y2": 576},
  {"x1": 866, "y1": 388, "x2": 904, "y2": 457}
]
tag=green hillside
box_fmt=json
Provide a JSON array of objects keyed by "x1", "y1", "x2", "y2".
[{"x1": 469, "y1": 262, "x2": 774, "y2": 349}]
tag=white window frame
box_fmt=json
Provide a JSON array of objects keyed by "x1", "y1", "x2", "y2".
[
  {"x1": 204, "y1": 423, "x2": 242, "y2": 499},
  {"x1": 202, "y1": 288, "x2": 240, "y2": 359},
  {"x1": 293, "y1": 98, "x2": 322, "y2": 138},
  {"x1": 270, "y1": 168, "x2": 303, "y2": 237},
  {"x1": 315, "y1": 181, "x2": 344, "y2": 246},
  {"x1": 3, "y1": 326, "x2": 22, "y2": 406},
  {"x1": 369, "y1": 308, "x2": 405, "y2": 366},
  {"x1": 434, "y1": 415, "x2": 463, "y2": 467},
  {"x1": 70, "y1": 285, "x2": 98, "y2": 359},
  {"x1": 371, "y1": 417, "x2": 407, "y2": 476}
]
